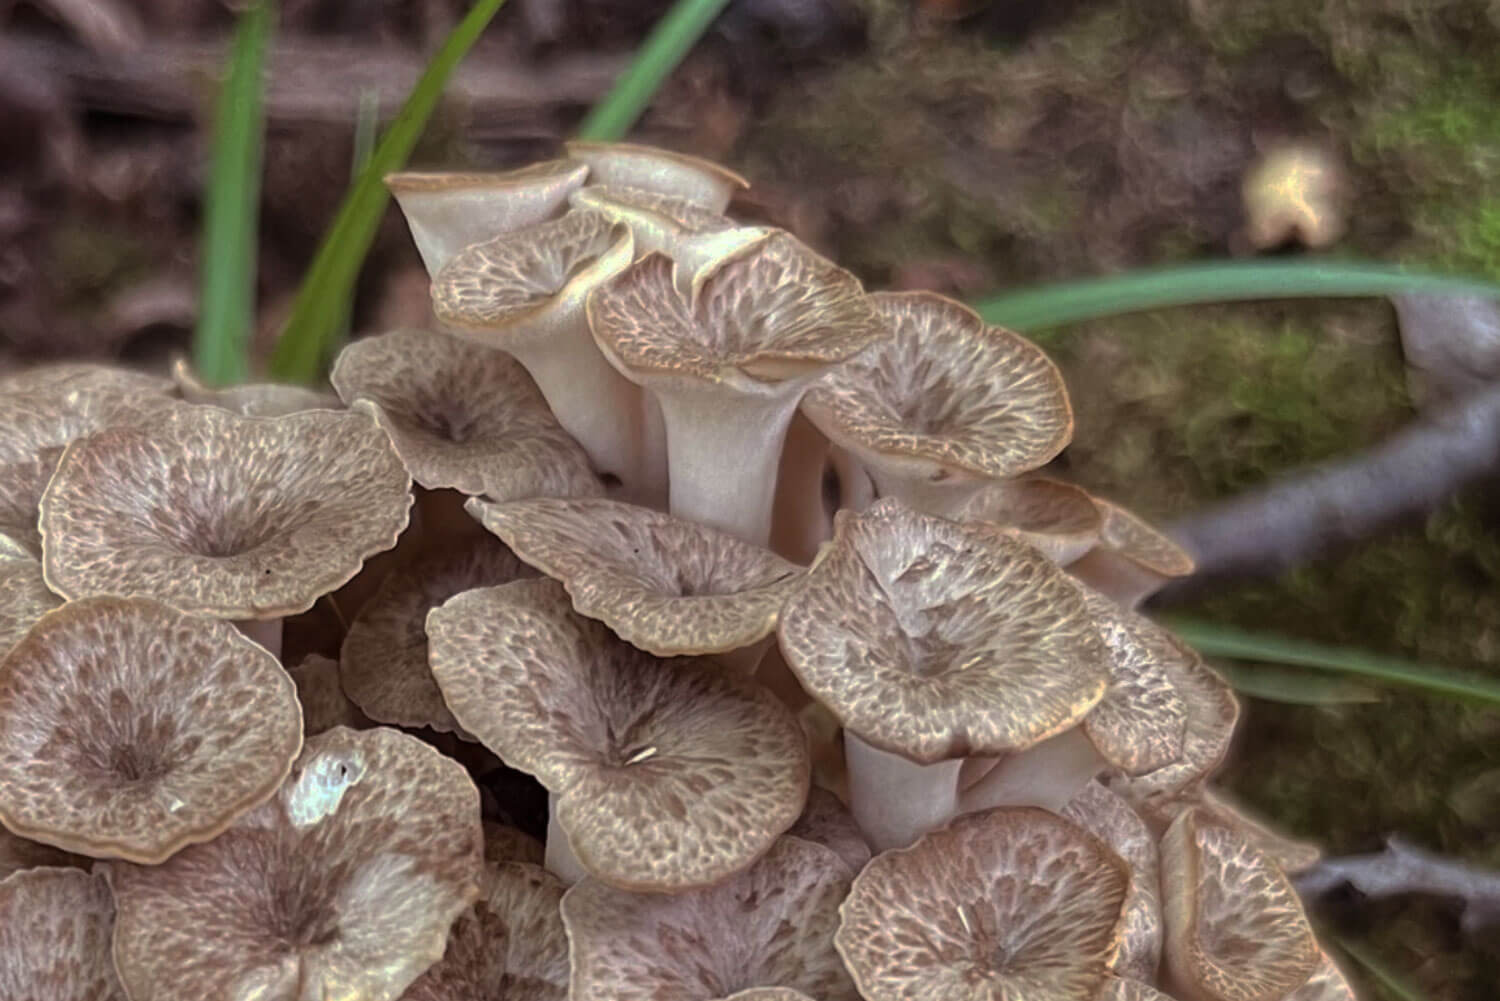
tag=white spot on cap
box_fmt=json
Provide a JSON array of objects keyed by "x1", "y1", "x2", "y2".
[{"x1": 284, "y1": 750, "x2": 365, "y2": 828}]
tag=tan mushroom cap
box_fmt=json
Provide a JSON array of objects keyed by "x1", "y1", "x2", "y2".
[
  {"x1": 836, "y1": 806, "x2": 1130, "y2": 1001},
  {"x1": 40, "y1": 406, "x2": 412, "y2": 619},
  {"x1": 569, "y1": 185, "x2": 772, "y2": 282},
  {"x1": 427, "y1": 577, "x2": 809, "y2": 892},
  {"x1": 107, "y1": 726, "x2": 484, "y2": 1001},
  {"x1": 1109, "y1": 652, "x2": 1239, "y2": 808},
  {"x1": 467, "y1": 496, "x2": 803, "y2": 658},
  {"x1": 1095, "y1": 978, "x2": 1177, "y2": 1001},
  {"x1": 0, "y1": 597, "x2": 302, "y2": 863},
  {"x1": 801, "y1": 292, "x2": 1072, "y2": 482},
  {"x1": 1284, "y1": 953, "x2": 1357, "y2": 1001},
  {"x1": 170, "y1": 357, "x2": 341, "y2": 416},
  {"x1": 1063, "y1": 781, "x2": 1163, "y2": 984},
  {"x1": 0, "y1": 867, "x2": 124, "y2": 1000},
  {"x1": 0, "y1": 362, "x2": 172, "y2": 396},
  {"x1": 789, "y1": 785, "x2": 872, "y2": 877},
  {"x1": 1069, "y1": 499, "x2": 1195, "y2": 607},
  {"x1": 286, "y1": 653, "x2": 371, "y2": 736},
  {"x1": 340, "y1": 533, "x2": 534, "y2": 734},
  {"x1": 959, "y1": 476, "x2": 1103, "y2": 565},
  {"x1": 1160, "y1": 808, "x2": 1319, "y2": 1001},
  {"x1": 565, "y1": 141, "x2": 749, "y2": 213},
  {"x1": 1138, "y1": 786, "x2": 1320, "y2": 875},
  {"x1": 331, "y1": 329, "x2": 602, "y2": 500},
  {"x1": 403, "y1": 860, "x2": 570, "y2": 1001},
  {"x1": 0, "y1": 557, "x2": 62, "y2": 655},
  {"x1": 563, "y1": 835, "x2": 858, "y2": 1001},
  {"x1": 778, "y1": 500, "x2": 1110, "y2": 763},
  {"x1": 485, "y1": 821, "x2": 545, "y2": 866}
]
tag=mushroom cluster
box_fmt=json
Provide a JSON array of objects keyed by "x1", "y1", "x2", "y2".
[{"x1": 0, "y1": 144, "x2": 1353, "y2": 1001}]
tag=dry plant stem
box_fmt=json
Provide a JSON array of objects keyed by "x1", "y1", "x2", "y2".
[
  {"x1": 769, "y1": 412, "x2": 832, "y2": 563},
  {"x1": 845, "y1": 732, "x2": 962, "y2": 853},
  {"x1": 545, "y1": 794, "x2": 588, "y2": 885},
  {"x1": 235, "y1": 618, "x2": 283, "y2": 660},
  {"x1": 1296, "y1": 836, "x2": 1500, "y2": 935},
  {"x1": 957, "y1": 728, "x2": 1105, "y2": 815},
  {"x1": 830, "y1": 446, "x2": 874, "y2": 512}
]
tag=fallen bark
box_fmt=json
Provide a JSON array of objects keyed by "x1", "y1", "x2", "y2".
[{"x1": 1296, "y1": 836, "x2": 1500, "y2": 936}]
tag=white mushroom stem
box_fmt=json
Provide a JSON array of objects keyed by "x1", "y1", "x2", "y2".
[
  {"x1": 769, "y1": 412, "x2": 832, "y2": 564},
  {"x1": 845, "y1": 732, "x2": 962, "y2": 853},
  {"x1": 545, "y1": 794, "x2": 589, "y2": 885},
  {"x1": 866, "y1": 464, "x2": 989, "y2": 519},
  {"x1": 1066, "y1": 550, "x2": 1170, "y2": 610},
  {"x1": 830, "y1": 446, "x2": 875, "y2": 512},
  {"x1": 957, "y1": 727, "x2": 1106, "y2": 815},
  {"x1": 234, "y1": 618, "x2": 283, "y2": 661}
]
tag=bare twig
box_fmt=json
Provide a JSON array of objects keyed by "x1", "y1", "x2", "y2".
[{"x1": 1296, "y1": 836, "x2": 1500, "y2": 936}]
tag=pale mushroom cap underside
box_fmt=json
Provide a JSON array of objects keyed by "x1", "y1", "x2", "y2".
[
  {"x1": 778, "y1": 500, "x2": 1110, "y2": 763},
  {"x1": 467, "y1": 496, "x2": 802, "y2": 656},
  {"x1": 803, "y1": 292, "x2": 1072, "y2": 480},
  {"x1": 1095, "y1": 499, "x2": 1196, "y2": 578},
  {"x1": 959, "y1": 476, "x2": 1102, "y2": 563},
  {"x1": 39, "y1": 406, "x2": 412, "y2": 619},
  {"x1": 0, "y1": 866, "x2": 124, "y2": 1000},
  {"x1": 572, "y1": 184, "x2": 735, "y2": 235},
  {"x1": 427, "y1": 576, "x2": 809, "y2": 892}
]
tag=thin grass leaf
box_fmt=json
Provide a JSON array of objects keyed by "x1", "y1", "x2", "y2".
[
  {"x1": 575, "y1": 0, "x2": 734, "y2": 141},
  {"x1": 1333, "y1": 937, "x2": 1432, "y2": 1001},
  {"x1": 269, "y1": 0, "x2": 510, "y2": 383},
  {"x1": 970, "y1": 260, "x2": 1500, "y2": 337},
  {"x1": 1163, "y1": 617, "x2": 1500, "y2": 706},
  {"x1": 193, "y1": 0, "x2": 272, "y2": 386},
  {"x1": 1211, "y1": 661, "x2": 1381, "y2": 706}
]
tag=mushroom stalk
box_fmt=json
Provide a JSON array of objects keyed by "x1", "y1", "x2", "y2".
[
  {"x1": 769, "y1": 412, "x2": 832, "y2": 564},
  {"x1": 957, "y1": 727, "x2": 1106, "y2": 815},
  {"x1": 866, "y1": 465, "x2": 987, "y2": 519},
  {"x1": 545, "y1": 794, "x2": 588, "y2": 885},
  {"x1": 235, "y1": 618, "x2": 283, "y2": 660},
  {"x1": 845, "y1": 733, "x2": 962, "y2": 853},
  {"x1": 830, "y1": 446, "x2": 874, "y2": 512}
]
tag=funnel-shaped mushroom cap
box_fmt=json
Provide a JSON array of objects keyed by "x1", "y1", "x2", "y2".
[
  {"x1": 801, "y1": 292, "x2": 1072, "y2": 515},
  {"x1": 1160, "y1": 809, "x2": 1319, "y2": 1001},
  {"x1": 40, "y1": 407, "x2": 412, "y2": 619},
  {"x1": 959, "y1": 476, "x2": 1103, "y2": 565},
  {"x1": 403, "y1": 860, "x2": 569, "y2": 1001},
  {"x1": 1110, "y1": 653, "x2": 1238, "y2": 807},
  {"x1": 0, "y1": 597, "x2": 302, "y2": 862},
  {"x1": 789, "y1": 786, "x2": 872, "y2": 876},
  {"x1": 286, "y1": 654, "x2": 371, "y2": 736},
  {"x1": 570, "y1": 185, "x2": 773, "y2": 282},
  {"x1": 1138, "y1": 786, "x2": 1320, "y2": 876},
  {"x1": 836, "y1": 807, "x2": 1130, "y2": 1001},
  {"x1": 0, "y1": 557, "x2": 61, "y2": 655},
  {"x1": 0, "y1": 867, "x2": 124, "y2": 1000},
  {"x1": 563, "y1": 835, "x2": 857, "y2": 1001},
  {"x1": 427, "y1": 577, "x2": 809, "y2": 892},
  {"x1": 1062, "y1": 782, "x2": 1163, "y2": 983},
  {"x1": 170, "y1": 358, "x2": 341, "y2": 416},
  {"x1": 1069, "y1": 499, "x2": 1195, "y2": 607},
  {"x1": 467, "y1": 496, "x2": 803, "y2": 658},
  {"x1": 341, "y1": 534, "x2": 534, "y2": 734},
  {"x1": 565, "y1": 141, "x2": 749, "y2": 213},
  {"x1": 107, "y1": 726, "x2": 484, "y2": 1001},
  {"x1": 331, "y1": 329, "x2": 601, "y2": 500},
  {"x1": 778, "y1": 500, "x2": 1110, "y2": 763},
  {"x1": 387, "y1": 160, "x2": 590, "y2": 275},
  {"x1": 1285, "y1": 954, "x2": 1356, "y2": 1001}
]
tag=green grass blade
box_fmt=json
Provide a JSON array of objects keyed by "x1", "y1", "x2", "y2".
[
  {"x1": 575, "y1": 0, "x2": 733, "y2": 141},
  {"x1": 1212, "y1": 661, "x2": 1380, "y2": 705},
  {"x1": 193, "y1": 0, "x2": 272, "y2": 386},
  {"x1": 971, "y1": 260, "x2": 1500, "y2": 336},
  {"x1": 269, "y1": 0, "x2": 511, "y2": 383},
  {"x1": 1333, "y1": 937, "x2": 1432, "y2": 1001},
  {"x1": 1163, "y1": 617, "x2": 1500, "y2": 706}
]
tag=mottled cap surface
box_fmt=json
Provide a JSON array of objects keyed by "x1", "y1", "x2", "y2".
[
  {"x1": 1063, "y1": 782, "x2": 1163, "y2": 983},
  {"x1": 427, "y1": 577, "x2": 809, "y2": 892},
  {"x1": 1109, "y1": 649, "x2": 1238, "y2": 808},
  {"x1": 0, "y1": 557, "x2": 62, "y2": 655},
  {"x1": 107, "y1": 726, "x2": 484, "y2": 1001},
  {"x1": 1284, "y1": 953, "x2": 1357, "y2": 1001},
  {"x1": 0, "y1": 597, "x2": 302, "y2": 862},
  {"x1": 587, "y1": 236, "x2": 884, "y2": 387},
  {"x1": 0, "y1": 363, "x2": 171, "y2": 397},
  {"x1": 403, "y1": 860, "x2": 569, "y2": 1001},
  {"x1": 171, "y1": 359, "x2": 341, "y2": 417},
  {"x1": 778, "y1": 500, "x2": 1110, "y2": 763},
  {"x1": 0, "y1": 867, "x2": 124, "y2": 1000},
  {"x1": 836, "y1": 807, "x2": 1130, "y2": 1001},
  {"x1": 1085, "y1": 499, "x2": 1196, "y2": 578},
  {"x1": 40, "y1": 406, "x2": 412, "y2": 618},
  {"x1": 565, "y1": 141, "x2": 749, "y2": 213},
  {"x1": 286, "y1": 654, "x2": 371, "y2": 736},
  {"x1": 802, "y1": 293, "x2": 1072, "y2": 481},
  {"x1": 468, "y1": 496, "x2": 802, "y2": 657},
  {"x1": 789, "y1": 786, "x2": 872, "y2": 876},
  {"x1": 959, "y1": 477, "x2": 1102, "y2": 564},
  {"x1": 341, "y1": 533, "x2": 534, "y2": 734},
  {"x1": 331, "y1": 329, "x2": 601, "y2": 500},
  {"x1": 563, "y1": 835, "x2": 857, "y2": 1001},
  {"x1": 1160, "y1": 809, "x2": 1319, "y2": 1001}
]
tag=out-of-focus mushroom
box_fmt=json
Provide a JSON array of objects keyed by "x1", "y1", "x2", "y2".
[
  {"x1": 959, "y1": 475, "x2": 1104, "y2": 565},
  {"x1": 802, "y1": 292, "x2": 1072, "y2": 518},
  {"x1": 285, "y1": 653, "x2": 371, "y2": 736},
  {"x1": 466, "y1": 496, "x2": 802, "y2": 673},
  {"x1": 569, "y1": 185, "x2": 771, "y2": 287},
  {"x1": 587, "y1": 236, "x2": 884, "y2": 544},
  {"x1": 789, "y1": 785, "x2": 871, "y2": 876},
  {"x1": 427, "y1": 577, "x2": 809, "y2": 892},
  {"x1": 387, "y1": 160, "x2": 590, "y2": 276},
  {"x1": 0, "y1": 597, "x2": 302, "y2": 863},
  {"x1": 836, "y1": 807, "x2": 1130, "y2": 1001},
  {"x1": 0, "y1": 867, "x2": 124, "y2": 1000},
  {"x1": 1159, "y1": 808, "x2": 1319, "y2": 1001},
  {"x1": 564, "y1": 141, "x2": 749, "y2": 213},
  {"x1": 170, "y1": 357, "x2": 341, "y2": 416},
  {"x1": 0, "y1": 556, "x2": 62, "y2": 656},
  {"x1": 778, "y1": 500, "x2": 1110, "y2": 851},
  {"x1": 106, "y1": 726, "x2": 484, "y2": 1001},
  {"x1": 432, "y1": 212, "x2": 661, "y2": 503},
  {"x1": 340, "y1": 533, "x2": 534, "y2": 735},
  {"x1": 330, "y1": 328, "x2": 602, "y2": 502},
  {"x1": 1063, "y1": 781, "x2": 1164, "y2": 984},
  {"x1": 1068, "y1": 499, "x2": 1195, "y2": 609},
  {"x1": 562, "y1": 835, "x2": 857, "y2": 1001},
  {"x1": 39, "y1": 406, "x2": 412, "y2": 658},
  {"x1": 0, "y1": 362, "x2": 172, "y2": 396},
  {"x1": 484, "y1": 821, "x2": 545, "y2": 866},
  {"x1": 1242, "y1": 143, "x2": 1346, "y2": 251}
]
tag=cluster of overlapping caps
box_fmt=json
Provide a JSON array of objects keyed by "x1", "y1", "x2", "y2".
[{"x1": 0, "y1": 142, "x2": 1355, "y2": 1001}]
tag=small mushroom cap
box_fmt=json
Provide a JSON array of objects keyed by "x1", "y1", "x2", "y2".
[
  {"x1": 467, "y1": 496, "x2": 803, "y2": 658},
  {"x1": 340, "y1": 533, "x2": 534, "y2": 734},
  {"x1": 564, "y1": 141, "x2": 749, "y2": 213},
  {"x1": 802, "y1": 292, "x2": 1072, "y2": 483},
  {"x1": 427, "y1": 577, "x2": 810, "y2": 892},
  {"x1": 1109, "y1": 651, "x2": 1239, "y2": 808},
  {"x1": 562, "y1": 835, "x2": 858, "y2": 1001},
  {"x1": 0, "y1": 867, "x2": 124, "y2": 1000},
  {"x1": 836, "y1": 807, "x2": 1130, "y2": 1001},
  {"x1": 1063, "y1": 781, "x2": 1163, "y2": 983},
  {"x1": 789, "y1": 785, "x2": 872, "y2": 876},
  {"x1": 403, "y1": 860, "x2": 570, "y2": 1001},
  {"x1": 959, "y1": 476, "x2": 1103, "y2": 564},
  {"x1": 1160, "y1": 808, "x2": 1319, "y2": 1001},
  {"x1": 40, "y1": 406, "x2": 412, "y2": 619},
  {"x1": 1069, "y1": 499, "x2": 1195, "y2": 607},
  {"x1": 1145, "y1": 786, "x2": 1319, "y2": 875},
  {"x1": 286, "y1": 653, "x2": 371, "y2": 736},
  {"x1": 0, "y1": 556, "x2": 62, "y2": 655},
  {"x1": 107, "y1": 726, "x2": 484, "y2": 1001},
  {"x1": 331, "y1": 329, "x2": 601, "y2": 500},
  {"x1": 170, "y1": 357, "x2": 341, "y2": 416},
  {"x1": 0, "y1": 596, "x2": 303, "y2": 863},
  {"x1": 778, "y1": 500, "x2": 1110, "y2": 763}
]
